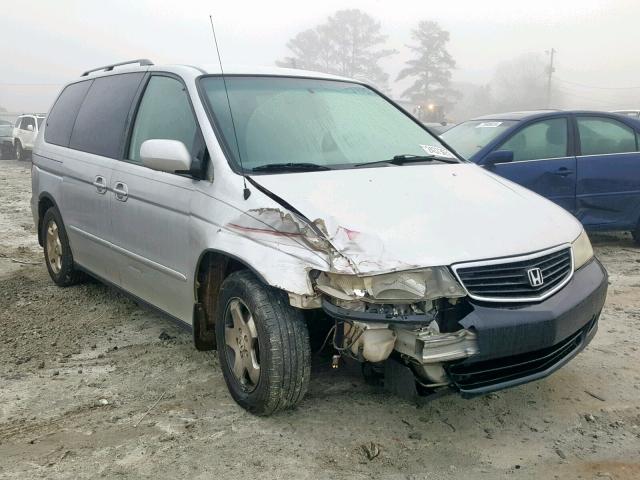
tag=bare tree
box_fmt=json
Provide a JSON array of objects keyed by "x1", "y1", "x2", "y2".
[
  {"x1": 277, "y1": 9, "x2": 395, "y2": 90},
  {"x1": 397, "y1": 20, "x2": 459, "y2": 107},
  {"x1": 491, "y1": 53, "x2": 563, "y2": 111}
]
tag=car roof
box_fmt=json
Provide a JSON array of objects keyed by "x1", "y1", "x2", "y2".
[
  {"x1": 470, "y1": 110, "x2": 561, "y2": 121},
  {"x1": 470, "y1": 110, "x2": 636, "y2": 122},
  {"x1": 74, "y1": 61, "x2": 359, "y2": 84}
]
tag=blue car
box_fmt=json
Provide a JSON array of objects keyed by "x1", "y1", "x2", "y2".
[{"x1": 441, "y1": 110, "x2": 640, "y2": 243}]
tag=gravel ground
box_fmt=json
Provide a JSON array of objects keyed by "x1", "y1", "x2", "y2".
[{"x1": 1, "y1": 159, "x2": 639, "y2": 479}]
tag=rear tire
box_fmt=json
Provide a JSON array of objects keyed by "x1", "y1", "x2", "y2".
[
  {"x1": 14, "y1": 141, "x2": 23, "y2": 161},
  {"x1": 215, "y1": 270, "x2": 311, "y2": 415},
  {"x1": 42, "y1": 207, "x2": 84, "y2": 287}
]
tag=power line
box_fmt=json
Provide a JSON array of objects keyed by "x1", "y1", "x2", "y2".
[{"x1": 554, "y1": 77, "x2": 640, "y2": 90}]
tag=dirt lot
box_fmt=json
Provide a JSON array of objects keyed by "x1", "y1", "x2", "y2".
[{"x1": 1, "y1": 159, "x2": 639, "y2": 479}]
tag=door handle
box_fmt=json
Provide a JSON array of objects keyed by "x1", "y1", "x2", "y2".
[
  {"x1": 553, "y1": 167, "x2": 574, "y2": 177},
  {"x1": 93, "y1": 175, "x2": 107, "y2": 194},
  {"x1": 113, "y1": 182, "x2": 128, "y2": 202}
]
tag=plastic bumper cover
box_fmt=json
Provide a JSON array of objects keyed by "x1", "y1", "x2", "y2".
[{"x1": 448, "y1": 257, "x2": 607, "y2": 396}]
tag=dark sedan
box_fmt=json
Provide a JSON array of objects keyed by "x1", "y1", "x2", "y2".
[{"x1": 441, "y1": 110, "x2": 640, "y2": 243}]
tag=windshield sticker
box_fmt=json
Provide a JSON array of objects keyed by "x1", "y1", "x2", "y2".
[
  {"x1": 475, "y1": 121, "x2": 502, "y2": 128},
  {"x1": 420, "y1": 144, "x2": 456, "y2": 159}
]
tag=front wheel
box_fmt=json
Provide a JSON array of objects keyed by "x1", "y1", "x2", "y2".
[{"x1": 215, "y1": 271, "x2": 311, "y2": 415}]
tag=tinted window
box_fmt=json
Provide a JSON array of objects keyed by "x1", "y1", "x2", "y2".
[
  {"x1": 128, "y1": 76, "x2": 202, "y2": 164},
  {"x1": 499, "y1": 118, "x2": 568, "y2": 162},
  {"x1": 577, "y1": 116, "x2": 638, "y2": 155},
  {"x1": 15, "y1": 118, "x2": 22, "y2": 128},
  {"x1": 45, "y1": 80, "x2": 92, "y2": 147},
  {"x1": 69, "y1": 73, "x2": 144, "y2": 158},
  {"x1": 22, "y1": 117, "x2": 35, "y2": 130},
  {"x1": 441, "y1": 120, "x2": 518, "y2": 159}
]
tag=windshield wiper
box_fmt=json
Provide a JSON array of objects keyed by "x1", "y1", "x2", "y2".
[
  {"x1": 251, "y1": 162, "x2": 332, "y2": 172},
  {"x1": 354, "y1": 154, "x2": 458, "y2": 168}
]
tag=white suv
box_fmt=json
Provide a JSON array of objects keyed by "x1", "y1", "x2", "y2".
[
  {"x1": 13, "y1": 114, "x2": 45, "y2": 160},
  {"x1": 31, "y1": 59, "x2": 607, "y2": 415}
]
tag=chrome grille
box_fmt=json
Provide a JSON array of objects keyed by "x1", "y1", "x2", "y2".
[{"x1": 453, "y1": 246, "x2": 573, "y2": 302}]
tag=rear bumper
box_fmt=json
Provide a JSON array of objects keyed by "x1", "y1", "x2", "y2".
[{"x1": 449, "y1": 257, "x2": 607, "y2": 396}]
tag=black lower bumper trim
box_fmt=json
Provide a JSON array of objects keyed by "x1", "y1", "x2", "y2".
[{"x1": 447, "y1": 314, "x2": 598, "y2": 397}]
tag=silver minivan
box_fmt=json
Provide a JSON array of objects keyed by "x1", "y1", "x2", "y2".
[{"x1": 32, "y1": 59, "x2": 607, "y2": 415}]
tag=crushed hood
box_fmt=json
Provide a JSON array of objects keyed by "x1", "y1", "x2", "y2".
[{"x1": 250, "y1": 164, "x2": 582, "y2": 274}]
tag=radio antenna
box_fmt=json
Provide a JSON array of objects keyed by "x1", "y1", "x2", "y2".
[{"x1": 209, "y1": 15, "x2": 250, "y2": 200}]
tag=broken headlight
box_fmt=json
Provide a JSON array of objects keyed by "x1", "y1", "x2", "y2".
[
  {"x1": 315, "y1": 267, "x2": 466, "y2": 303},
  {"x1": 572, "y1": 229, "x2": 594, "y2": 269}
]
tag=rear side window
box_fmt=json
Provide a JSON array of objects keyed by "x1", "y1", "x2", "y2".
[
  {"x1": 499, "y1": 118, "x2": 568, "y2": 162},
  {"x1": 577, "y1": 116, "x2": 638, "y2": 155},
  {"x1": 128, "y1": 75, "x2": 201, "y2": 163},
  {"x1": 69, "y1": 73, "x2": 144, "y2": 158},
  {"x1": 45, "y1": 80, "x2": 92, "y2": 147}
]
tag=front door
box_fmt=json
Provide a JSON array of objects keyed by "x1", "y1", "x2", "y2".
[
  {"x1": 110, "y1": 74, "x2": 206, "y2": 322},
  {"x1": 488, "y1": 117, "x2": 577, "y2": 213}
]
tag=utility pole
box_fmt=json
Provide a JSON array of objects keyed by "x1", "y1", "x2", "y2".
[{"x1": 546, "y1": 48, "x2": 556, "y2": 108}]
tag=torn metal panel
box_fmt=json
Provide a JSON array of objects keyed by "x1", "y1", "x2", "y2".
[{"x1": 248, "y1": 165, "x2": 583, "y2": 274}]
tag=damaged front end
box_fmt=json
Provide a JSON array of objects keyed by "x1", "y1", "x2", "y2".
[{"x1": 313, "y1": 267, "x2": 481, "y2": 392}]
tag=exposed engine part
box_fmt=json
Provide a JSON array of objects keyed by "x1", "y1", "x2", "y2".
[
  {"x1": 343, "y1": 321, "x2": 397, "y2": 363},
  {"x1": 393, "y1": 322, "x2": 478, "y2": 365}
]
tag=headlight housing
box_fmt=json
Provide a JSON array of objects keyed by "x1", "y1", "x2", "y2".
[
  {"x1": 315, "y1": 267, "x2": 466, "y2": 303},
  {"x1": 572, "y1": 229, "x2": 594, "y2": 270}
]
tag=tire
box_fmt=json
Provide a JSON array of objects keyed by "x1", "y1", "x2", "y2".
[
  {"x1": 215, "y1": 270, "x2": 311, "y2": 415},
  {"x1": 42, "y1": 206, "x2": 84, "y2": 287},
  {"x1": 14, "y1": 141, "x2": 23, "y2": 161}
]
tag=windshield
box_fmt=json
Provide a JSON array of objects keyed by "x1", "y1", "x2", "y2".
[
  {"x1": 199, "y1": 76, "x2": 459, "y2": 172},
  {"x1": 441, "y1": 120, "x2": 518, "y2": 159}
]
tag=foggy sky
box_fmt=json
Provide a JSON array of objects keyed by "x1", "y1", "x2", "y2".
[{"x1": 1, "y1": 0, "x2": 639, "y2": 114}]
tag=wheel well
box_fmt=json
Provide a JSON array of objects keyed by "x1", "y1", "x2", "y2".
[
  {"x1": 193, "y1": 251, "x2": 255, "y2": 350},
  {"x1": 37, "y1": 196, "x2": 55, "y2": 246}
]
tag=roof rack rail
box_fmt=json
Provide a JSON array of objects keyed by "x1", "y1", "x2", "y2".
[{"x1": 81, "y1": 59, "x2": 153, "y2": 77}]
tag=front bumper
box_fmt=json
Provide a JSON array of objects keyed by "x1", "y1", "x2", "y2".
[
  {"x1": 323, "y1": 257, "x2": 608, "y2": 397},
  {"x1": 449, "y1": 257, "x2": 607, "y2": 396}
]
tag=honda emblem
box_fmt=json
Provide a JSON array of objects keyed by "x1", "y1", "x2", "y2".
[{"x1": 527, "y1": 267, "x2": 544, "y2": 287}]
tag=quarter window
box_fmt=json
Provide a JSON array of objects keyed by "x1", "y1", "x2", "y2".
[
  {"x1": 499, "y1": 118, "x2": 568, "y2": 162},
  {"x1": 128, "y1": 76, "x2": 202, "y2": 164},
  {"x1": 577, "y1": 116, "x2": 638, "y2": 155},
  {"x1": 45, "y1": 80, "x2": 92, "y2": 147}
]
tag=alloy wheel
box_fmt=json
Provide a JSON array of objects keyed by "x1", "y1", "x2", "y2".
[
  {"x1": 224, "y1": 298, "x2": 261, "y2": 391},
  {"x1": 45, "y1": 219, "x2": 63, "y2": 274}
]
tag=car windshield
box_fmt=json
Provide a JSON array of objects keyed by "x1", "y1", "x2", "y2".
[
  {"x1": 199, "y1": 76, "x2": 459, "y2": 172},
  {"x1": 441, "y1": 120, "x2": 518, "y2": 159}
]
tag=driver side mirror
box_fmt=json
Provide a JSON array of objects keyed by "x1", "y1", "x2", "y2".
[
  {"x1": 26, "y1": 124, "x2": 34, "y2": 132},
  {"x1": 140, "y1": 139, "x2": 193, "y2": 174},
  {"x1": 484, "y1": 150, "x2": 513, "y2": 168}
]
